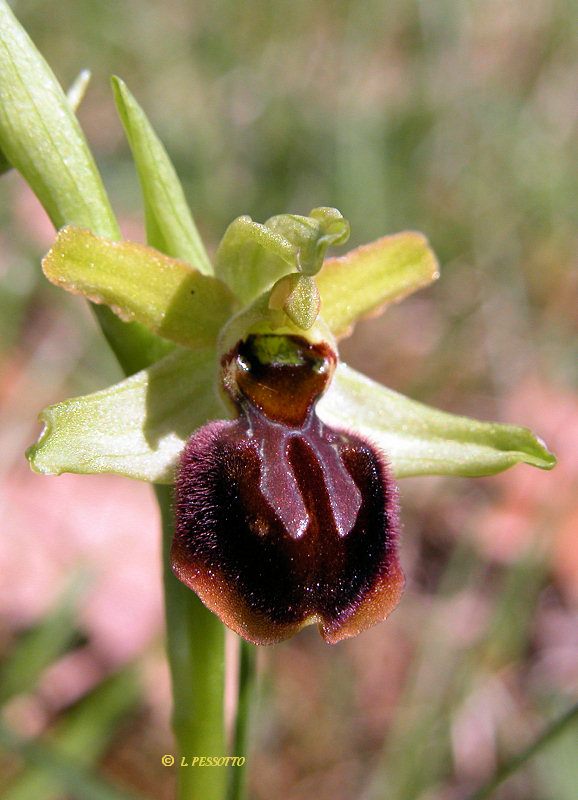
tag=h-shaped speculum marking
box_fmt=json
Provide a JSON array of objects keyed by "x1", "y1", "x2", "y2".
[{"x1": 248, "y1": 406, "x2": 362, "y2": 539}]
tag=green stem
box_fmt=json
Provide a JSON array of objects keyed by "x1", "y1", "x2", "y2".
[
  {"x1": 464, "y1": 702, "x2": 578, "y2": 800},
  {"x1": 227, "y1": 641, "x2": 257, "y2": 800},
  {"x1": 156, "y1": 485, "x2": 227, "y2": 800}
]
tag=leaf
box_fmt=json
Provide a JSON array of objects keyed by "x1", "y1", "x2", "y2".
[
  {"x1": 316, "y1": 231, "x2": 440, "y2": 339},
  {"x1": 27, "y1": 347, "x2": 223, "y2": 484},
  {"x1": 0, "y1": 69, "x2": 91, "y2": 177},
  {"x1": 42, "y1": 227, "x2": 238, "y2": 348},
  {"x1": 111, "y1": 76, "x2": 213, "y2": 273},
  {"x1": 464, "y1": 703, "x2": 578, "y2": 800},
  {"x1": 318, "y1": 364, "x2": 557, "y2": 477},
  {"x1": 0, "y1": 3, "x2": 117, "y2": 236}
]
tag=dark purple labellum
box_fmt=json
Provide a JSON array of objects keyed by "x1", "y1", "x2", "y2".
[{"x1": 172, "y1": 334, "x2": 404, "y2": 644}]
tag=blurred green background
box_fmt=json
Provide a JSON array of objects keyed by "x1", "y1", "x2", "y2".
[{"x1": 1, "y1": 1, "x2": 577, "y2": 799}]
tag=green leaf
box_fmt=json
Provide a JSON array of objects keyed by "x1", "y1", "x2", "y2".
[
  {"x1": 316, "y1": 231, "x2": 440, "y2": 339},
  {"x1": 318, "y1": 364, "x2": 557, "y2": 477},
  {"x1": 0, "y1": 69, "x2": 90, "y2": 176},
  {"x1": 42, "y1": 227, "x2": 238, "y2": 349},
  {"x1": 111, "y1": 76, "x2": 213, "y2": 273},
  {"x1": 464, "y1": 703, "x2": 578, "y2": 800},
  {"x1": 66, "y1": 68, "x2": 91, "y2": 111},
  {"x1": 214, "y1": 207, "x2": 349, "y2": 305},
  {"x1": 0, "y1": 723, "x2": 145, "y2": 800},
  {"x1": 27, "y1": 347, "x2": 223, "y2": 484},
  {"x1": 0, "y1": 2, "x2": 117, "y2": 236}
]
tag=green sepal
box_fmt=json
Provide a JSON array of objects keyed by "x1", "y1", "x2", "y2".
[
  {"x1": 316, "y1": 231, "x2": 440, "y2": 339},
  {"x1": 42, "y1": 227, "x2": 239, "y2": 349},
  {"x1": 214, "y1": 207, "x2": 349, "y2": 305},
  {"x1": 111, "y1": 76, "x2": 213, "y2": 273},
  {"x1": 27, "y1": 347, "x2": 224, "y2": 484},
  {"x1": 318, "y1": 364, "x2": 557, "y2": 477}
]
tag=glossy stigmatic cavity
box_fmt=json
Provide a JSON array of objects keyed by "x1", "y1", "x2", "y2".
[{"x1": 172, "y1": 335, "x2": 403, "y2": 644}]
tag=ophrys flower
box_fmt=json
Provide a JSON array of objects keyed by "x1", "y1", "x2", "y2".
[{"x1": 29, "y1": 207, "x2": 556, "y2": 644}]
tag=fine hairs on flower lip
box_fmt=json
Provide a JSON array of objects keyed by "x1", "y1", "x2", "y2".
[{"x1": 172, "y1": 333, "x2": 404, "y2": 645}]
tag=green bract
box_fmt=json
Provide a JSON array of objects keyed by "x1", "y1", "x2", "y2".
[{"x1": 27, "y1": 210, "x2": 555, "y2": 483}]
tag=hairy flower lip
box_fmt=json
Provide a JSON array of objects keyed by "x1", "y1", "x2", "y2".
[
  {"x1": 172, "y1": 417, "x2": 404, "y2": 645},
  {"x1": 171, "y1": 326, "x2": 405, "y2": 645}
]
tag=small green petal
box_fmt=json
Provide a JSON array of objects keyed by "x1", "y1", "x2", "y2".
[
  {"x1": 277, "y1": 207, "x2": 350, "y2": 275},
  {"x1": 43, "y1": 227, "x2": 238, "y2": 348},
  {"x1": 316, "y1": 231, "x2": 440, "y2": 339},
  {"x1": 318, "y1": 364, "x2": 557, "y2": 477},
  {"x1": 27, "y1": 348, "x2": 223, "y2": 484},
  {"x1": 309, "y1": 207, "x2": 350, "y2": 248},
  {"x1": 111, "y1": 76, "x2": 213, "y2": 273},
  {"x1": 269, "y1": 273, "x2": 321, "y2": 330}
]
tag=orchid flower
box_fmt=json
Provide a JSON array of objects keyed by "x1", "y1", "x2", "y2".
[{"x1": 28, "y1": 207, "x2": 555, "y2": 645}]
